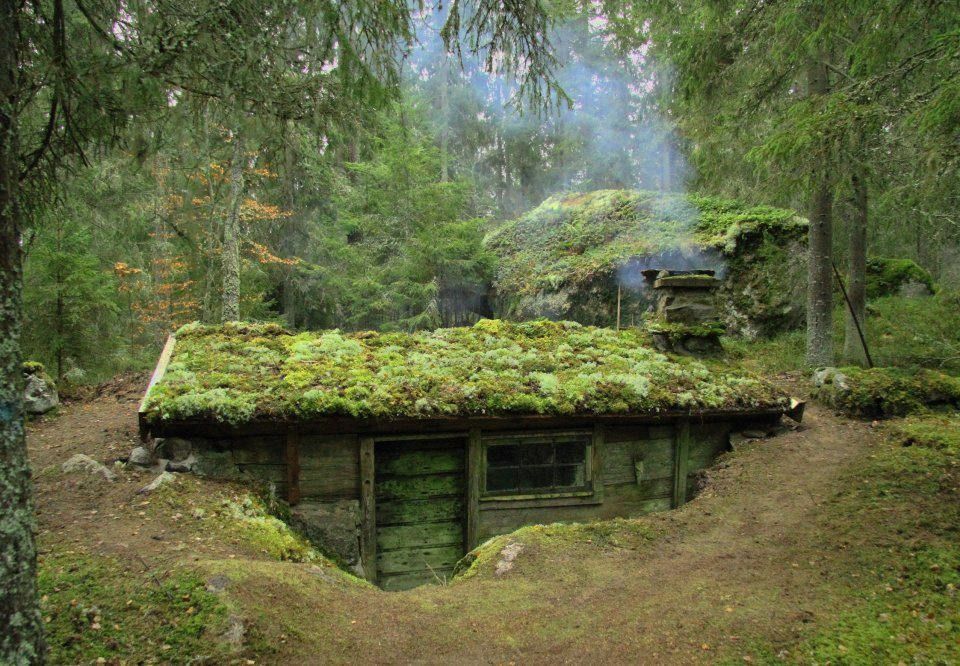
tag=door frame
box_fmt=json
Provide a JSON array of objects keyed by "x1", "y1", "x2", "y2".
[{"x1": 359, "y1": 431, "x2": 474, "y2": 585}]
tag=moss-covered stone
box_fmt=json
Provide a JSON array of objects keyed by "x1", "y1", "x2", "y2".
[
  {"x1": 141, "y1": 319, "x2": 788, "y2": 425},
  {"x1": 813, "y1": 366, "x2": 960, "y2": 419},
  {"x1": 866, "y1": 257, "x2": 936, "y2": 298},
  {"x1": 485, "y1": 190, "x2": 808, "y2": 335}
]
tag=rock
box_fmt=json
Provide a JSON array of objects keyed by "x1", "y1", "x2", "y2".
[
  {"x1": 221, "y1": 615, "x2": 245, "y2": 651},
  {"x1": 155, "y1": 437, "x2": 193, "y2": 462},
  {"x1": 61, "y1": 454, "x2": 116, "y2": 482},
  {"x1": 128, "y1": 446, "x2": 153, "y2": 467},
  {"x1": 24, "y1": 373, "x2": 58, "y2": 415},
  {"x1": 205, "y1": 575, "x2": 230, "y2": 593},
  {"x1": 165, "y1": 454, "x2": 196, "y2": 473},
  {"x1": 812, "y1": 367, "x2": 849, "y2": 391},
  {"x1": 138, "y1": 471, "x2": 175, "y2": 494},
  {"x1": 289, "y1": 500, "x2": 361, "y2": 567},
  {"x1": 495, "y1": 541, "x2": 524, "y2": 577}
]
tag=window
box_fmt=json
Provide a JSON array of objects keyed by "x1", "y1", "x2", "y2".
[{"x1": 483, "y1": 434, "x2": 591, "y2": 497}]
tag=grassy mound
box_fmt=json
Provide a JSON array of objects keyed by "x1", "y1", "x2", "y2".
[
  {"x1": 485, "y1": 190, "x2": 805, "y2": 296},
  {"x1": 141, "y1": 319, "x2": 788, "y2": 425},
  {"x1": 485, "y1": 190, "x2": 808, "y2": 334},
  {"x1": 814, "y1": 366, "x2": 960, "y2": 418}
]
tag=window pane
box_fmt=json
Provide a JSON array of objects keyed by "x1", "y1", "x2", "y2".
[
  {"x1": 487, "y1": 444, "x2": 519, "y2": 467},
  {"x1": 555, "y1": 464, "x2": 585, "y2": 488},
  {"x1": 486, "y1": 467, "x2": 519, "y2": 492},
  {"x1": 521, "y1": 442, "x2": 554, "y2": 465},
  {"x1": 519, "y1": 466, "x2": 554, "y2": 490},
  {"x1": 555, "y1": 441, "x2": 586, "y2": 464}
]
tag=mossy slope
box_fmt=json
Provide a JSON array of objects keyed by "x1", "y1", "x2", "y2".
[
  {"x1": 484, "y1": 190, "x2": 808, "y2": 334},
  {"x1": 141, "y1": 319, "x2": 788, "y2": 425}
]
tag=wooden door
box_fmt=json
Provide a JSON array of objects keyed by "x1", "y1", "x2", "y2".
[{"x1": 374, "y1": 438, "x2": 466, "y2": 590}]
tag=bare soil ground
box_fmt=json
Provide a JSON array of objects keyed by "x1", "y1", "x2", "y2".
[{"x1": 28, "y1": 375, "x2": 889, "y2": 664}]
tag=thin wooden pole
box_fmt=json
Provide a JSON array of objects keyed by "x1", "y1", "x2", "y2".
[
  {"x1": 832, "y1": 260, "x2": 874, "y2": 368},
  {"x1": 616, "y1": 284, "x2": 622, "y2": 330},
  {"x1": 672, "y1": 419, "x2": 691, "y2": 508}
]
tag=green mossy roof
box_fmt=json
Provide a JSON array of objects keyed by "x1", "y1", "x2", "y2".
[
  {"x1": 141, "y1": 320, "x2": 788, "y2": 425},
  {"x1": 485, "y1": 189, "x2": 807, "y2": 296}
]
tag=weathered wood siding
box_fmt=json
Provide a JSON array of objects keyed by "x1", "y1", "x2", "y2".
[{"x1": 190, "y1": 434, "x2": 360, "y2": 501}]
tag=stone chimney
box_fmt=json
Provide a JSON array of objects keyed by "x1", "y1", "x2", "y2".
[{"x1": 642, "y1": 269, "x2": 724, "y2": 355}]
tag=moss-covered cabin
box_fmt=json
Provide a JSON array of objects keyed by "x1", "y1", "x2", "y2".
[{"x1": 139, "y1": 321, "x2": 799, "y2": 590}]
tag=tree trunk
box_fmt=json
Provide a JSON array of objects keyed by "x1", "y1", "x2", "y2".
[
  {"x1": 222, "y1": 127, "x2": 244, "y2": 322},
  {"x1": 0, "y1": 0, "x2": 46, "y2": 659},
  {"x1": 439, "y1": 63, "x2": 450, "y2": 183},
  {"x1": 843, "y1": 169, "x2": 869, "y2": 365},
  {"x1": 281, "y1": 119, "x2": 298, "y2": 329},
  {"x1": 805, "y1": 55, "x2": 834, "y2": 367}
]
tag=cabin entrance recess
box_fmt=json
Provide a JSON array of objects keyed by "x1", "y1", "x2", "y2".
[{"x1": 371, "y1": 437, "x2": 467, "y2": 590}]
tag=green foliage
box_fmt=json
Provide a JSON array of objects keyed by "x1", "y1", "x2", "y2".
[
  {"x1": 865, "y1": 257, "x2": 936, "y2": 298},
  {"x1": 286, "y1": 102, "x2": 494, "y2": 332},
  {"x1": 38, "y1": 551, "x2": 230, "y2": 664},
  {"x1": 21, "y1": 361, "x2": 45, "y2": 376},
  {"x1": 23, "y1": 211, "x2": 123, "y2": 380},
  {"x1": 813, "y1": 366, "x2": 960, "y2": 419},
  {"x1": 863, "y1": 291, "x2": 960, "y2": 372},
  {"x1": 486, "y1": 190, "x2": 805, "y2": 297},
  {"x1": 141, "y1": 319, "x2": 788, "y2": 425}
]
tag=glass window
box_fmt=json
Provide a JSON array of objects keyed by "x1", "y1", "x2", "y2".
[{"x1": 483, "y1": 435, "x2": 589, "y2": 496}]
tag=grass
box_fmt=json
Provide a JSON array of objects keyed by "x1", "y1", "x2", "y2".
[
  {"x1": 725, "y1": 291, "x2": 960, "y2": 376},
  {"x1": 736, "y1": 413, "x2": 960, "y2": 664},
  {"x1": 38, "y1": 550, "x2": 232, "y2": 664}
]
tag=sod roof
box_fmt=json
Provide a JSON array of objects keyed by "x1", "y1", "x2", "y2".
[
  {"x1": 140, "y1": 320, "x2": 789, "y2": 426},
  {"x1": 485, "y1": 190, "x2": 807, "y2": 296}
]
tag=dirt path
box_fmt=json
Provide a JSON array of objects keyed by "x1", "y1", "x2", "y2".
[{"x1": 28, "y1": 380, "x2": 878, "y2": 664}]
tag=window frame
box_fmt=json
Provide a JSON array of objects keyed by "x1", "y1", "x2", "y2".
[{"x1": 480, "y1": 431, "x2": 595, "y2": 501}]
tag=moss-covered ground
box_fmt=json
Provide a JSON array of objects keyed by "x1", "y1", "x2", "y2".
[{"x1": 142, "y1": 319, "x2": 786, "y2": 425}]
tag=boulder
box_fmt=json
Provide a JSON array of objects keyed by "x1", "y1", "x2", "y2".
[
  {"x1": 486, "y1": 190, "x2": 809, "y2": 336},
  {"x1": 165, "y1": 454, "x2": 197, "y2": 473},
  {"x1": 24, "y1": 373, "x2": 58, "y2": 415},
  {"x1": 138, "y1": 471, "x2": 175, "y2": 494},
  {"x1": 289, "y1": 500, "x2": 361, "y2": 568},
  {"x1": 61, "y1": 454, "x2": 116, "y2": 482},
  {"x1": 128, "y1": 446, "x2": 153, "y2": 467}
]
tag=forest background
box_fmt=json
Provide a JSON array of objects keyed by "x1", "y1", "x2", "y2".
[{"x1": 20, "y1": 0, "x2": 958, "y2": 385}]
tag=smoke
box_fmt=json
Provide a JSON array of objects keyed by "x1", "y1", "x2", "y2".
[
  {"x1": 405, "y1": 6, "x2": 691, "y2": 205},
  {"x1": 405, "y1": 6, "x2": 718, "y2": 311}
]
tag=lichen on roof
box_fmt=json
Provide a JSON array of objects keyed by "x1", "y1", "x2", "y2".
[
  {"x1": 484, "y1": 189, "x2": 806, "y2": 297},
  {"x1": 141, "y1": 320, "x2": 788, "y2": 426}
]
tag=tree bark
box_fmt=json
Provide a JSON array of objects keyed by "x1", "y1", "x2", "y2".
[
  {"x1": 843, "y1": 169, "x2": 869, "y2": 365},
  {"x1": 222, "y1": 126, "x2": 244, "y2": 322},
  {"x1": 0, "y1": 0, "x2": 46, "y2": 659},
  {"x1": 439, "y1": 62, "x2": 450, "y2": 183},
  {"x1": 805, "y1": 55, "x2": 834, "y2": 367}
]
